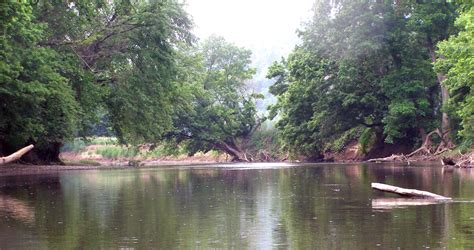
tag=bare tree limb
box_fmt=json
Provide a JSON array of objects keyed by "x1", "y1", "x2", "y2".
[{"x1": 0, "y1": 145, "x2": 34, "y2": 165}]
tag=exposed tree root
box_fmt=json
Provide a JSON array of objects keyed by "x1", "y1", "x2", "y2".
[
  {"x1": 367, "y1": 128, "x2": 461, "y2": 165},
  {"x1": 406, "y1": 128, "x2": 447, "y2": 158}
]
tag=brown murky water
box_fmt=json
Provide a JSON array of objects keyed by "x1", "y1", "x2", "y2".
[{"x1": 0, "y1": 163, "x2": 473, "y2": 249}]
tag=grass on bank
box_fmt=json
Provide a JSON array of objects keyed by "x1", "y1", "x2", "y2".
[
  {"x1": 61, "y1": 137, "x2": 219, "y2": 160},
  {"x1": 61, "y1": 137, "x2": 118, "y2": 153},
  {"x1": 95, "y1": 146, "x2": 139, "y2": 159}
]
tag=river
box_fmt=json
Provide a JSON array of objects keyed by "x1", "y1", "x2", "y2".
[{"x1": 0, "y1": 163, "x2": 473, "y2": 249}]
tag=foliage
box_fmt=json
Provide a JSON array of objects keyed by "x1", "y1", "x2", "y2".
[
  {"x1": 61, "y1": 137, "x2": 118, "y2": 153},
  {"x1": 166, "y1": 36, "x2": 262, "y2": 161},
  {"x1": 358, "y1": 128, "x2": 377, "y2": 155},
  {"x1": 95, "y1": 146, "x2": 138, "y2": 159},
  {"x1": 326, "y1": 127, "x2": 363, "y2": 153},
  {"x1": 0, "y1": 2, "x2": 79, "y2": 161},
  {"x1": 61, "y1": 138, "x2": 87, "y2": 153},
  {"x1": 34, "y1": 0, "x2": 193, "y2": 144},
  {"x1": 246, "y1": 127, "x2": 282, "y2": 160},
  {"x1": 435, "y1": 5, "x2": 474, "y2": 144},
  {"x1": 267, "y1": 1, "x2": 458, "y2": 158},
  {"x1": 1, "y1": 0, "x2": 193, "y2": 162},
  {"x1": 1, "y1": 0, "x2": 470, "y2": 163}
]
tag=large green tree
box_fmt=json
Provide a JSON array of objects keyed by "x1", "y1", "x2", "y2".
[
  {"x1": 435, "y1": 4, "x2": 474, "y2": 147},
  {"x1": 406, "y1": 1, "x2": 458, "y2": 148},
  {"x1": 268, "y1": 0, "x2": 455, "y2": 159},
  {"x1": 1, "y1": 0, "x2": 193, "y2": 163},
  {"x1": 0, "y1": 1, "x2": 79, "y2": 162},
  {"x1": 34, "y1": 0, "x2": 193, "y2": 144},
  {"x1": 166, "y1": 36, "x2": 262, "y2": 161}
]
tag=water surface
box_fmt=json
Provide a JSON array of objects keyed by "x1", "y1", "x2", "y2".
[{"x1": 0, "y1": 163, "x2": 473, "y2": 249}]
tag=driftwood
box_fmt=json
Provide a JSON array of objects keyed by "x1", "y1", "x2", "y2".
[
  {"x1": 454, "y1": 152, "x2": 473, "y2": 168},
  {"x1": 367, "y1": 154, "x2": 408, "y2": 163},
  {"x1": 372, "y1": 198, "x2": 449, "y2": 210},
  {"x1": 440, "y1": 152, "x2": 473, "y2": 168},
  {"x1": 0, "y1": 145, "x2": 34, "y2": 165},
  {"x1": 371, "y1": 183, "x2": 451, "y2": 200}
]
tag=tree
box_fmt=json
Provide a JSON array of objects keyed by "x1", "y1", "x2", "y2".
[
  {"x1": 34, "y1": 0, "x2": 194, "y2": 144},
  {"x1": 0, "y1": 2, "x2": 79, "y2": 162},
  {"x1": 268, "y1": 0, "x2": 449, "y2": 159},
  {"x1": 406, "y1": 1, "x2": 458, "y2": 148},
  {"x1": 1, "y1": 0, "x2": 194, "y2": 163},
  {"x1": 435, "y1": 5, "x2": 474, "y2": 147},
  {"x1": 166, "y1": 36, "x2": 262, "y2": 161}
]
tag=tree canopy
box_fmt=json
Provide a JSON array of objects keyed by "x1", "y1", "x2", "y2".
[
  {"x1": 1, "y1": 0, "x2": 193, "y2": 162},
  {"x1": 165, "y1": 36, "x2": 262, "y2": 161},
  {"x1": 267, "y1": 0, "x2": 469, "y2": 159},
  {"x1": 435, "y1": 5, "x2": 474, "y2": 146}
]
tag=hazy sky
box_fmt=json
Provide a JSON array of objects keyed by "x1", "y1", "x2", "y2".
[{"x1": 185, "y1": 0, "x2": 314, "y2": 54}]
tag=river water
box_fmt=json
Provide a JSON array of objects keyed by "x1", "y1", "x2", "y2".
[{"x1": 0, "y1": 163, "x2": 473, "y2": 249}]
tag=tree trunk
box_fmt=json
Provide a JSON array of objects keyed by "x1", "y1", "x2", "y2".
[
  {"x1": 419, "y1": 128, "x2": 427, "y2": 145},
  {"x1": 427, "y1": 38, "x2": 452, "y2": 140},
  {"x1": 21, "y1": 142, "x2": 63, "y2": 164},
  {"x1": 215, "y1": 141, "x2": 249, "y2": 162}
]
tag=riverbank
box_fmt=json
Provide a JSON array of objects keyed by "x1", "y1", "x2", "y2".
[
  {"x1": 1, "y1": 155, "x2": 470, "y2": 177},
  {"x1": 0, "y1": 160, "x2": 229, "y2": 177}
]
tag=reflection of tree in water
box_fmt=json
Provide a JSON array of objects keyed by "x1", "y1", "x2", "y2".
[{"x1": 0, "y1": 193, "x2": 35, "y2": 223}]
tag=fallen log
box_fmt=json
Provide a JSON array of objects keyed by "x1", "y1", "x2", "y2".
[
  {"x1": 0, "y1": 145, "x2": 34, "y2": 165},
  {"x1": 372, "y1": 198, "x2": 449, "y2": 210},
  {"x1": 371, "y1": 183, "x2": 451, "y2": 200},
  {"x1": 367, "y1": 154, "x2": 408, "y2": 163}
]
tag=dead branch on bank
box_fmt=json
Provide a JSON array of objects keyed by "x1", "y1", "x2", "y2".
[
  {"x1": 0, "y1": 145, "x2": 34, "y2": 165},
  {"x1": 453, "y1": 152, "x2": 474, "y2": 168},
  {"x1": 407, "y1": 128, "x2": 455, "y2": 157},
  {"x1": 371, "y1": 183, "x2": 451, "y2": 200}
]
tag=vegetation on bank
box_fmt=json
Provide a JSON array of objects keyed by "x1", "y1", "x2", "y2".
[
  {"x1": 61, "y1": 131, "x2": 282, "y2": 165},
  {"x1": 0, "y1": 1, "x2": 473, "y2": 164}
]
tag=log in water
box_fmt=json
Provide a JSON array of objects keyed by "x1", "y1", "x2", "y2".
[{"x1": 371, "y1": 183, "x2": 451, "y2": 200}]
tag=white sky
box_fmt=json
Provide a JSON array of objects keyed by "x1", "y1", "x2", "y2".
[{"x1": 185, "y1": 0, "x2": 314, "y2": 55}]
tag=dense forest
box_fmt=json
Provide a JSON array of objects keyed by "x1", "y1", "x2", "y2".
[{"x1": 0, "y1": 0, "x2": 473, "y2": 163}]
